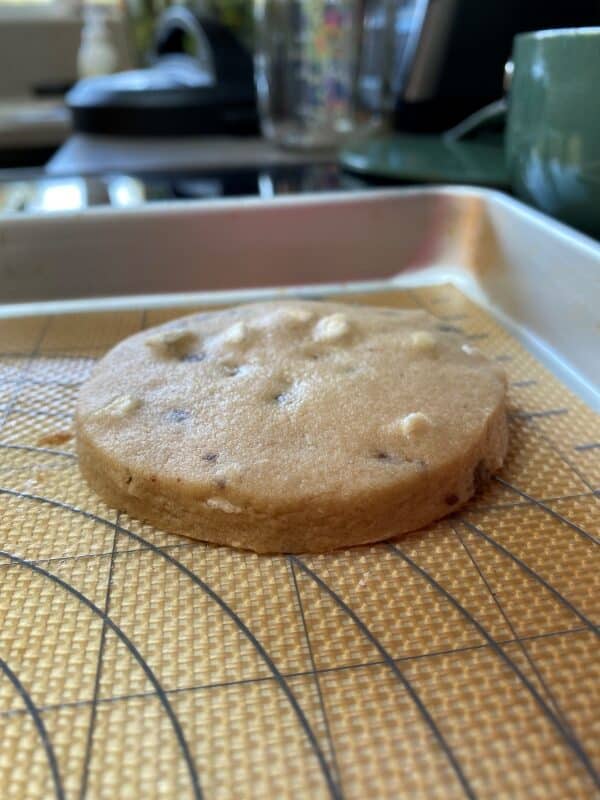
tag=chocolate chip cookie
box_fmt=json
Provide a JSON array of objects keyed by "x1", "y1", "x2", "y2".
[{"x1": 76, "y1": 301, "x2": 508, "y2": 553}]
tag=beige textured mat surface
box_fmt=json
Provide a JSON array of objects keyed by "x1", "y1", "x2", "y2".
[{"x1": 0, "y1": 285, "x2": 598, "y2": 800}]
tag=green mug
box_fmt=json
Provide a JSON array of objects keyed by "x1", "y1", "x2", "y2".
[{"x1": 505, "y1": 27, "x2": 600, "y2": 238}]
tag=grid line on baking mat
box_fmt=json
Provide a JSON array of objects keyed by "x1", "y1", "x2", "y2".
[
  {"x1": 0, "y1": 656, "x2": 65, "y2": 800},
  {"x1": 0, "y1": 284, "x2": 598, "y2": 800},
  {"x1": 450, "y1": 523, "x2": 576, "y2": 730},
  {"x1": 0, "y1": 625, "x2": 587, "y2": 722},
  {"x1": 288, "y1": 558, "x2": 344, "y2": 797},
  {"x1": 386, "y1": 541, "x2": 600, "y2": 790},
  {"x1": 77, "y1": 515, "x2": 120, "y2": 800},
  {"x1": 290, "y1": 555, "x2": 477, "y2": 800},
  {"x1": 0, "y1": 487, "x2": 341, "y2": 799},
  {"x1": 0, "y1": 317, "x2": 51, "y2": 436},
  {"x1": 0, "y1": 544, "x2": 203, "y2": 797}
]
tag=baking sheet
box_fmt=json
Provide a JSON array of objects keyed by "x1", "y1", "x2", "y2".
[
  {"x1": 0, "y1": 283, "x2": 598, "y2": 800},
  {"x1": 2, "y1": 187, "x2": 599, "y2": 409}
]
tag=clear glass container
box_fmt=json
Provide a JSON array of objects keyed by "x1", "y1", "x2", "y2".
[{"x1": 254, "y1": 0, "x2": 394, "y2": 149}]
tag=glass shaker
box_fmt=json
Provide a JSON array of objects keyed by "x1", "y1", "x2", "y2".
[{"x1": 254, "y1": 0, "x2": 393, "y2": 149}]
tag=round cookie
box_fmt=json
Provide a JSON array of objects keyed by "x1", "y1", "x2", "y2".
[{"x1": 76, "y1": 300, "x2": 508, "y2": 553}]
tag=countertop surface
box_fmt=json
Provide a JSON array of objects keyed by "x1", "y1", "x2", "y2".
[{"x1": 0, "y1": 98, "x2": 71, "y2": 149}]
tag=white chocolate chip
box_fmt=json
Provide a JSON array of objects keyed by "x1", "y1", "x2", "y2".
[
  {"x1": 222, "y1": 321, "x2": 249, "y2": 345},
  {"x1": 397, "y1": 412, "x2": 432, "y2": 438},
  {"x1": 205, "y1": 497, "x2": 242, "y2": 513},
  {"x1": 313, "y1": 313, "x2": 351, "y2": 343},
  {"x1": 461, "y1": 343, "x2": 482, "y2": 357},
  {"x1": 94, "y1": 394, "x2": 141, "y2": 419},
  {"x1": 408, "y1": 331, "x2": 437, "y2": 352},
  {"x1": 145, "y1": 328, "x2": 196, "y2": 356}
]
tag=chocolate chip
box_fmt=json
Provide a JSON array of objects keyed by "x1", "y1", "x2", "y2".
[
  {"x1": 473, "y1": 460, "x2": 490, "y2": 493},
  {"x1": 445, "y1": 494, "x2": 459, "y2": 506},
  {"x1": 203, "y1": 453, "x2": 218, "y2": 463},
  {"x1": 125, "y1": 475, "x2": 132, "y2": 485},
  {"x1": 181, "y1": 352, "x2": 206, "y2": 363},
  {"x1": 373, "y1": 452, "x2": 426, "y2": 469},
  {"x1": 167, "y1": 409, "x2": 190, "y2": 423}
]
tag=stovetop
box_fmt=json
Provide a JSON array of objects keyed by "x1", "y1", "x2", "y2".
[{"x1": 0, "y1": 162, "x2": 381, "y2": 215}]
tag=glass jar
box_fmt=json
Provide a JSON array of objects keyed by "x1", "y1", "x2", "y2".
[{"x1": 254, "y1": 0, "x2": 393, "y2": 149}]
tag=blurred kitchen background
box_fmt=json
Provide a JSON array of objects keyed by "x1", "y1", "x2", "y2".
[{"x1": 1, "y1": 0, "x2": 599, "y2": 216}]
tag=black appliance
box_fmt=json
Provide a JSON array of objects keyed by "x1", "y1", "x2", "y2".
[
  {"x1": 66, "y1": 6, "x2": 258, "y2": 137},
  {"x1": 392, "y1": 0, "x2": 600, "y2": 132}
]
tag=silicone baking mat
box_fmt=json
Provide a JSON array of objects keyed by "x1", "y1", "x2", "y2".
[{"x1": 0, "y1": 284, "x2": 598, "y2": 800}]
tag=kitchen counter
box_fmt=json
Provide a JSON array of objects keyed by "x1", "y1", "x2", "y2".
[{"x1": 0, "y1": 98, "x2": 71, "y2": 150}]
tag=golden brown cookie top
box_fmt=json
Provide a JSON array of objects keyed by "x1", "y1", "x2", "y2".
[{"x1": 76, "y1": 301, "x2": 506, "y2": 511}]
